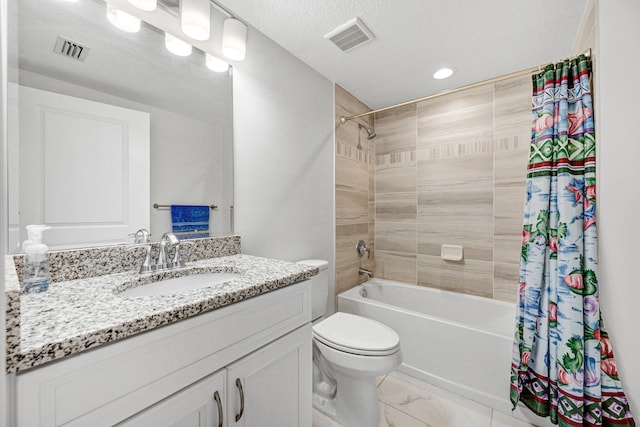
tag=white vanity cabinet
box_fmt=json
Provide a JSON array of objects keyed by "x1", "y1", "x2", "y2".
[
  {"x1": 117, "y1": 370, "x2": 227, "y2": 427},
  {"x1": 14, "y1": 281, "x2": 312, "y2": 427}
]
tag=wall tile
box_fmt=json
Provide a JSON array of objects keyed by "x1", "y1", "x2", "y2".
[
  {"x1": 494, "y1": 76, "x2": 531, "y2": 140},
  {"x1": 494, "y1": 147, "x2": 528, "y2": 188},
  {"x1": 417, "y1": 255, "x2": 493, "y2": 298},
  {"x1": 375, "y1": 250, "x2": 417, "y2": 284},
  {"x1": 336, "y1": 223, "x2": 369, "y2": 271},
  {"x1": 417, "y1": 152, "x2": 493, "y2": 192},
  {"x1": 336, "y1": 154, "x2": 370, "y2": 193},
  {"x1": 494, "y1": 186, "x2": 525, "y2": 238},
  {"x1": 335, "y1": 84, "x2": 375, "y2": 300},
  {"x1": 375, "y1": 222, "x2": 417, "y2": 253},
  {"x1": 418, "y1": 222, "x2": 492, "y2": 262},
  {"x1": 376, "y1": 192, "x2": 417, "y2": 223},
  {"x1": 336, "y1": 189, "x2": 369, "y2": 226},
  {"x1": 417, "y1": 85, "x2": 493, "y2": 148},
  {"x1": 418, "y1": 189, "x2": 493, "y2": 225},
  {"x1": 494, "y1": 262, "x2": 520, "y2": 303},
  {"x1": 375, "y1": 104, "x2": 417, "y2": 155}
]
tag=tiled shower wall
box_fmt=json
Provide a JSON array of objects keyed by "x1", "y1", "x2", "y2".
[
  {"x1": 335, "y1": 85, "x2": 375, "y2": 305},
  {"x1": 335, "y1": 76, "x2": 530, "y2": 303},
  {"x1": 374, "y1": 76, "x2": 530, "y2": 302}
]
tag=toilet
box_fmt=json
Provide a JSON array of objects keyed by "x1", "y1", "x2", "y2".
[{"x1": 298, "y1": 260, "x2": 402, "y2": 427}]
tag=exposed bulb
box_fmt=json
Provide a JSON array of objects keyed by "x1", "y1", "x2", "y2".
[
  {"x1": 106, "y1": 4, "x2": 141, "y2": 33},
  {"x1": 221, "y1": 19, "x2": 247, "y2": 61},
  {"x1": 180, "y1": 0, "x2": 210, "y2": 41},
  {"x1": 165, "y1": 33, "x2": 192, "y2": 56},
  {"x1": 206, "y1": 54, "x2": 229, "y2": 72},
  {"x1": 126, "y1": 0, "x2": 157, "y2": 11}
]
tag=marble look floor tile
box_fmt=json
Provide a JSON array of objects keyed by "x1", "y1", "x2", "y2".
[
  {"x1": 313, "y1": 409, "x2": 343, "y2": 427},
  {"x1": 378, "y1": 371, "x2": 492, "y2": 427},
  {"x1": 379, "y1": 402, "x2": 427, "y2": 427},
  {"x1": 491, "y1": 410, "x2": 538, "y2": 427}
]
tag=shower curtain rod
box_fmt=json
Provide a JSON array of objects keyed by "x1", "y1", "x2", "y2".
[{"x1": 339, "y1": 48, "x2": 592, "y2": 124}]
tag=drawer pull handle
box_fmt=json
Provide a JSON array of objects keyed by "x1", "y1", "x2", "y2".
[
  {"x1": 235, "y1": 378, "x2": 245, "y2": 422},
  {"x1": 213, "y1": 390, "x2": 223, "y2": 427}
]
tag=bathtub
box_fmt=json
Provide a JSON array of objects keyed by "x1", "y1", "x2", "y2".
[{"x1": 338, "y1": 278, "x2": 552, "y2": 426}]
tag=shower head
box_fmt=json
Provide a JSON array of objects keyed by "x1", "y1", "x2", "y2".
[{"x1": 359, "y1": 123, "x2": 376, "y2": 140}]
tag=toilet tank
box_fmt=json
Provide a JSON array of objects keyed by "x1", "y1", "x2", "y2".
[{"x1": 297, "y1": 259, "x2": 329, "y2": 321}]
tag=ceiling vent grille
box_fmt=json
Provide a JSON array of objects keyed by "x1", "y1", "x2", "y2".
[
  {"x1": 324, "y1": 17, "x2": 375, "y2": 52},
  {"x1": 53, "y1": 36, "x2": 90, "y2": 62}
]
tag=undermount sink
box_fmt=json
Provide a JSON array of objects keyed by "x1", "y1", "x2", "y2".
[{"x1": 119, "y1": 272, "x2": 239, "y2": 297}]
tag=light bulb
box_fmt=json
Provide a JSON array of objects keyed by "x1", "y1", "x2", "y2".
[
  {"x1": 221, "y1": 19, "x2": 247, "y2": 61},
  {"x1": 206, "y1": 54, "x2": 229, "y2": 72},
  {"x1": 126, "y1": 0, "x2": 157, "y2": 11},
  {"x1": 165, "y1": 33, "x2": 192, "y2": 56},
  {"x1": 106, "y1": 4, "x2": 141, "y2": 33},
  {"x1": 180, "y1": 0, "x2": 210, "y2": 41}
]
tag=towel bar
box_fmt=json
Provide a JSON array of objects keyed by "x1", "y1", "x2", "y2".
[{"x1": 153, "y1": 203, "x2": 218, "y2": 210}]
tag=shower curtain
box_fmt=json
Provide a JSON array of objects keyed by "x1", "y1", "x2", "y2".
[{"x1": 510, "y1": 55, "x2": 635, "y2": 427}]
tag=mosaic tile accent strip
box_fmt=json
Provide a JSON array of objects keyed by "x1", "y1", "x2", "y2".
[
  {"x1": 336, "y1": 141, "x2": 373, "y2": 164},
  {"x1": 419, "y1": 139, "x2": 494, "y2": 160},
  {"x1": 375, "y1": 150, "x2": 416, "y2": 166},
  {"x1": 5, "y1": 254, "x2": 317, "y2": 373}
]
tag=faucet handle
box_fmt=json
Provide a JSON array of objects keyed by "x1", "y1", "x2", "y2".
[
  {"x1": 129, "y1": 228, "x2": 151, "y2": 244},
  {"x1": 172, "y1": 241, "x2": 194, "y2": 267}
]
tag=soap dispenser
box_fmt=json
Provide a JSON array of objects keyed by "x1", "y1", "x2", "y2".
[{"x1": 22, "y1": 224, "x2": 52, "y2": 294}]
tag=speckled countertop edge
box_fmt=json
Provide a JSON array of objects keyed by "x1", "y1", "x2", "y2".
[{"x1": 5, "y1": 254, "x2": 318, "y2": 373}]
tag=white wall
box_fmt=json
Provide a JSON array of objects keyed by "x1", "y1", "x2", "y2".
[
  {"x1": 597, "y1": 0, "x2": 640, "y2": 416},
  {"x1": 1, "y1": 0, "x2": 8, "y2": 423},
  {"x1": 232, "y1": 28, "x2": 335, "y2": 309}
]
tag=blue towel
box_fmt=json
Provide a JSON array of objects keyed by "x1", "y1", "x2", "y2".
[{"x1": 170, "y1": 205, "x2": 210, "y2": 233}]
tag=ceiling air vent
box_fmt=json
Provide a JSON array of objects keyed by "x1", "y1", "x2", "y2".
[
  {"x1": 53, "y1": 36, "x2": 90, "y2": 62},
  {"x1": 324, "y1": 17, "x2": 375, "y2": 52}
]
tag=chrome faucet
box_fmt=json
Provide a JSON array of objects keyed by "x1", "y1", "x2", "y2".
[
  {"x1": 128, "y1": 230, "x2": 193, "y2": 273},
  {"x1": 358, "y1": 267, "x2": 374, "y2": 278}
]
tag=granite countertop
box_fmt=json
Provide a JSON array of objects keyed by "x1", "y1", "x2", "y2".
[{"x1": 5, "y1": 254, "x2": 318, "y2": 373}]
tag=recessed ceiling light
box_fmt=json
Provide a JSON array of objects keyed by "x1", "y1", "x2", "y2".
[{"x1": 433, "y1": 67, "x2": 455, "y2": 80}]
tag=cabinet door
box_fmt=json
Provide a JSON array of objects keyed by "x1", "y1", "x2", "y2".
[
  {"x1": 117, "y1": 370, "x2": 226, "y2": 427},
  {"x1": 227, "y1": 325, "x2": 312, "y2": 427}
]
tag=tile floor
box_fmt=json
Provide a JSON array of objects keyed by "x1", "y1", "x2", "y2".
[{"x1": 312, "y1": 371, "x2": 539, "y2": 427}]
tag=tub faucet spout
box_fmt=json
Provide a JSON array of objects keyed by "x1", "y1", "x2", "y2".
[{"x1": 358, "y1": 267, "x2": 374, "y2": 278}]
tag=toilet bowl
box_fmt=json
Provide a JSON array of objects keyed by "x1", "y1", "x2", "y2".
[{"x1": 298, "y1": 260, "x2": 402, "y2": 427}]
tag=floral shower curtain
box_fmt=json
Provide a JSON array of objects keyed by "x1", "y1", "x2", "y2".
[{"x1": 510, "y1": 55, "x2": 635, "y2": 427}]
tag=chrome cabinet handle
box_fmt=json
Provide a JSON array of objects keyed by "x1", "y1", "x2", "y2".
[
  {"x1": 235, "y1": 378, "x2": 245, "y2": 422},
  {"x1": 213, "y1": 390, "x2": 223, "y2": 427}
]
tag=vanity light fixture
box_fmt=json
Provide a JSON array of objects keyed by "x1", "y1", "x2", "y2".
[
  {"x1": 106, "y1": 3, "x2": 141, "y2": 33},
  {"x1": 126, "y1": 0, "x2": 157, "y2": 12},
  {"x1": 433, "y1": 67, "x2": 455, "y2": 80},
  {"x1": 221, "y1": 18, "x2": 247, "y2": 61},
  {"x1": 165, "y1": 33, "x2": 192, "y2": 56},
  {"x1": 206, "y1": 53, "x2": 229, "y2": 72},
  {"x1": 180, "y1": 0, "x2": 210, "y2": 41}
]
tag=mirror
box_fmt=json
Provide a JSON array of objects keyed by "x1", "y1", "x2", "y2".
[{"x1": 7, "y1": 0, "x2": 234, "y2": 252}]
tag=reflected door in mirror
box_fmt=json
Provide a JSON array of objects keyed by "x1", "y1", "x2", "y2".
[{"x1": 9, "y1": 84, "x2": 150, "y2": 250}]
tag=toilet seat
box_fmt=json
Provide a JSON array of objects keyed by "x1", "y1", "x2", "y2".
[{"x1": 312, "y1": 312, "x2": 400, "y2": 356}]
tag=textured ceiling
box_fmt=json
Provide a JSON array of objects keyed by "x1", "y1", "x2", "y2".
[{"x1": 214, "y1": 0, "x2": 589, "y2": 109}]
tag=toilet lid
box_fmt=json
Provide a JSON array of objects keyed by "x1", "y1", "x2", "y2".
[{"x1": 313, "y1": 312, "x2": 400, "y2": 356}]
